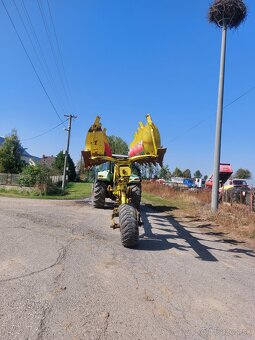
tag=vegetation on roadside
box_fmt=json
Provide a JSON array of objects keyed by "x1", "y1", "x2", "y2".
[
  {"x1": 142, "y1": 181, "x2": 255, "y2": 243},
  {"x1": 0, "y1": 182, "x2": 92, "y2": 200},
  {"x1": 19, "y1": 164, "x2": 61, "y2": 195},
  {"x1": 53, "y1": 151, "x2": 76, "y2": 181}
]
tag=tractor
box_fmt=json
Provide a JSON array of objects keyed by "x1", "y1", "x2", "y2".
[
  {"x1": 93, "y1": 161, "x2": 142, "y2": 210},
  {"x1": 220, "y1": 178, "x2": 251, "y2": 205},
  {"x1": 82, "y1": 114, "x2": 166, "y2": 248}
]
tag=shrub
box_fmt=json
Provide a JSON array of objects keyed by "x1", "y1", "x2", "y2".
[{"x1": 19, "y1": 164, "x2": 59, "y2": 195}]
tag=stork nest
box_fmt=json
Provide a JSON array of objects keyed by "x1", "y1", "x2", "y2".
[{"x1": 208, "y1": 0, "x2": 247, "y2": 28}]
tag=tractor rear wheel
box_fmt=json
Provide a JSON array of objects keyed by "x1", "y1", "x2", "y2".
[
  {"x1": 119, "y1": 204, "x2": 139, "y2": 248},
  {"x1": 129, "y1": 184, "x2": 141, "y2": 210},
  {"x1": 231, "y1": 189, "x2": 240, "y2": 204},
  {"x1": 93, "y1": 181, "x2": 106, "y2": 208}
]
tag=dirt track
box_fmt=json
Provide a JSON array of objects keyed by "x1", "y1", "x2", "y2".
[{"x1": 0, "y1": 197, "x2": 254, "y2": 339}]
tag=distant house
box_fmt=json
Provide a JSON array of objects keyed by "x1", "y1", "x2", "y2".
[
  {"x1": 0, "y1": 136, "x2": 40, "y2": 166},
  {"x1": 40, "y1": 155, "x2": 56, "y2": 167},
  {"x1": 21, "y1": 149, "x2": 41, "y2": 166}
]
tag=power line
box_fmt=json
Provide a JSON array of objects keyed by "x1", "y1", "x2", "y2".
[
  {"x1": 46, "y1": 0, "x2": 76, "y2": 112},
  {"x1": 12, "y1": 0, "x2": 66, "y2": 116},
  {"x1": 169, "y1": 85, "x2": 255, "y2": 143},
  {"x1": 1, "y1": 0, "x2": 66, "y2": 127},
  {"x1": 223, "y1": 85, "x2": 255, "y2": 109},
  {"x1": 21, "y1": 119, "x2": 68, "y2": 142},
  {"x1": 19, "y1": 0, "x2": 67, "y2": 115},
  {"x1": 37, "y1": 0, "x2": 72, "y2": 112}
]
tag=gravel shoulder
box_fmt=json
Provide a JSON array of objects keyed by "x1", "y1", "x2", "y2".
[{"x1": 0, "y1": 197, "x2": 254, "y2": 339}]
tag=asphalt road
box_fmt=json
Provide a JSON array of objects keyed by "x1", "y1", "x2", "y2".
[{"x1": 0, "y1": 196, "x2": 254, "y2": 340}]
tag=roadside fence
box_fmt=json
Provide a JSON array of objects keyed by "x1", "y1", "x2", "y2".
[{"x1": 0, "y1": 173, "x2": 20, "y2": 185}]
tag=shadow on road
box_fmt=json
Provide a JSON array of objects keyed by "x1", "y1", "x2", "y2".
[{"x1": 136, "y1": 204, "x2": 255, "y2": 261}]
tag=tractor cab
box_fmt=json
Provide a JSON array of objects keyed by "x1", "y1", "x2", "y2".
[{"x1": 95, "y1": 162, "x2": 114, "y2": 182}]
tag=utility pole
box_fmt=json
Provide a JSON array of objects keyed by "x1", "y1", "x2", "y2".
[
  {"x1": 211, "y1": 24, "x2": 227, "y2": 212},
  {"x1": 62, "y1": 114, "x2": 77, "y2": 192},
  {"x1": 208, "y1": 0, "x2": 247, "y2": 212}
]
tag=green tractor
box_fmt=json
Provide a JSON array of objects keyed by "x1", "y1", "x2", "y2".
[{"x1": 93, "y1": 160, "x2": 142, "y2": 210}]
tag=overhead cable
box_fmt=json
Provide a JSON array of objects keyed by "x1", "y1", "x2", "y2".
[
  {"x1": 169, "y1": 85, "x2": 255, "y2": 143},
  {"x1": 46, "y1": 0, "x2": 76, "y2": 112},
  {"x1": 37, "y1": 0, "x2": 72, "y2": 112},
  {"x1": 21, "y1": 119, "x2": 68, "y2": 142},
  {"x1": 19, "y1": 0, "x2": 67, "y2": 115},
  {"x1": 1, "y1": 0, "x2": 66, "y2": 127}
]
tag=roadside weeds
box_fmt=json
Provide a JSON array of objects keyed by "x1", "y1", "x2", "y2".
[{"x1": 142, "y1": 181, "x2": 255, "y2": 248}]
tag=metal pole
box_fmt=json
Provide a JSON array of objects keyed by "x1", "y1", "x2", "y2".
[
  {"x1": 62, "y1": 114, "x2": 77, "y2": 192},
  {"x1": 211, "y1": 24, "x2": 227, "y2": 212}
]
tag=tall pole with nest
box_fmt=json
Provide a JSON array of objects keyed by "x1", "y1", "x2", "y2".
[{"x1": 208, "y1": 0, "x2": 247, "y2": 212}]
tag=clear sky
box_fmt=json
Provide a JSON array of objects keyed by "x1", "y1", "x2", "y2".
[{"x1": 0, "y1": 0, "x2": 254, "y2": 177}]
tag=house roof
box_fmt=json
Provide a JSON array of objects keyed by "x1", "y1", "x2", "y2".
[{"x1": 40, "y1": 155, "x2": 55, "y2": 167}]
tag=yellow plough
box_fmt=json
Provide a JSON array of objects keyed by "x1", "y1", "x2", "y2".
[{"x1": 82, "y1": 114, "x2": 166, "y2": 248}]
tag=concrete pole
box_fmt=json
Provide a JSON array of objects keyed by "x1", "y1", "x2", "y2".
[
  {"x1": 211, "y1": 24, "x2": 227, "y2": 212},
  {"x1": 62, "y1": 114, "x2": 77, "y2": 192}
]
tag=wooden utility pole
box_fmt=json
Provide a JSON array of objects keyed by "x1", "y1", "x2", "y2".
[{"x1": 62, "y1": 114, "x2": 77, "y2": 192}]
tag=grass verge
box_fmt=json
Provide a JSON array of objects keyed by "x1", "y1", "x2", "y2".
[
  {"x1": 0, "y1": 182, "x2": 92, "y2": 200},
  {"x1": 142, "y1": 181, "x2": 255, "y2": 245}
]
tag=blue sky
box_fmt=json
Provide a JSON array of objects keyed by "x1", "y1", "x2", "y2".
[{"x1": 0, "y1": 0, "x2": 254, "y2": 177}]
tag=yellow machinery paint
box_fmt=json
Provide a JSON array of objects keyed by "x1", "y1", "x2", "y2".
[
  {"x1": 81, "y1": 114, "x2": 166, "y2": 248},
  {"x1": 129, "y1": 114, "x2": 161, "y2": 157}
]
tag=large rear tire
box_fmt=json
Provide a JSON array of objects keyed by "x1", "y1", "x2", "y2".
[
  {"x1": 93, "y1": 181, "x2": 106, "y2": 208},
  {"x1": 119, "y1": 204, "x2": 139, "y2": 248},
  {"x1": 129, "y1": 184, "x2": 141, "y2": 210},
  {"x1": 231, "y1": 189, "x2": 240, "y2": 203}
]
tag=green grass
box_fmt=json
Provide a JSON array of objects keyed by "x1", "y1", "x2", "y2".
[
  {"x1": 0, "y1": 188, "x2": 32, "y2": 198},
  {"x1": 142, "y1": 191, "x2": 180, "y2": 213},
  {"x1": 0, "y1": 182, "x2": 92, "y2": 200},
  {"x1": 142, "y1": 191, "x2": 191, "y2": 213},
  {"x1": 59, "y1": 182, "x2": 92, "y2": 200}
]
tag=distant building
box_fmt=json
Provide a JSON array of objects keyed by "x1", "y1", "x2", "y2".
[
  {"x1": 0, "y1": 136, "x2": 40, "y2": 166},
  {"x1": 40, "y1": 155, "x2": 56, "y2": 167}
]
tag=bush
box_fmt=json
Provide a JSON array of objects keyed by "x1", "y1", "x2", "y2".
[{"x1": 19, "y1": 164, "x2": 60, "y2": 195}]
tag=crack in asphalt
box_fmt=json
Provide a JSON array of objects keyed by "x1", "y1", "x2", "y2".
[
  {"x1": 36, "y1": 305, "x2": 52, "y2": 340},
  {"x1": 0, "y1": 239, "x2": 72, "y2": 284}
]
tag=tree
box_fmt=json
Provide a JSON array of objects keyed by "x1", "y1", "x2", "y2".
[
  {"x1": 140, "y1": 164, "x2": 158, "y2": 179},
  {"x1": 131, "y1": 163, "x2": 141, "y2": 177},
  {"x1": 203, "y1": 175, "x2": 208, "y2": 181},
  {"x1": 194, "y1": 170, "x2": 202, "y2": 178},
  {"x1": 233, "y1": 168, "x2": 252, "y2": 179},
  {"x1": 53, "y1": 151, "x2": 76, "y2": 181},
  {"x1": 182, "y1": 169, "x2": 191, "y2": 178},
  {"x1": 108, "y1": 135, "x2": 129, "y2": 155},
  {"x1": 172, "y1": 167, "x2": 183, "y2": 177},
  {"x1": 159, "y1": 165, "x2": 171, "y2": 180},
  {"x1": 0, "y1": 131, "x2": 24, "y2": 173}
]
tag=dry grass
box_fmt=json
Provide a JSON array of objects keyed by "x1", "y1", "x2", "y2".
[
  {"x1": 204, "y1": 204, "x2": 255, "y2": 240},
  {"x1": 142, "y1": 181, "x2": 211, "y2": 207},
  {"x1": 142, "y1": 181, "x2": 255, "y2": 245}
]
